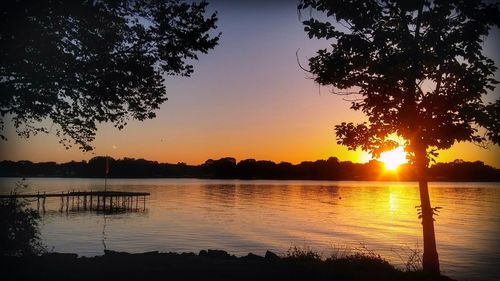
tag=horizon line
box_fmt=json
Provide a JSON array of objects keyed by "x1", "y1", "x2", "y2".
[{"x1": 1, "y1": 155, "x2": 497, "y2": 168}]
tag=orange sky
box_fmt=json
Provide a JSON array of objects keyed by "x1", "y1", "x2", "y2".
[{"x1": 1, "y1": 1, "x2": 499, "y2": 167}]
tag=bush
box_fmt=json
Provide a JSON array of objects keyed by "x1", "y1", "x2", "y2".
[
  {"x1": 0, "y1": 196, "x2": 44, "y2": 256},
  {"x1": 284, "y1": 245, "x2": 322, "y2": 261}
]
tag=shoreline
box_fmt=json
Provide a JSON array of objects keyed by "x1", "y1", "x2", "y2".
[
  {"x1": 2, "y1": 249, "x2": 456, "y2": 281},
  {"x1": 2, "y1": 157, "x2": 499, "y2": 182},
  {"x1": 2, "y1": 176, "x2": 500, "y2": 183}
]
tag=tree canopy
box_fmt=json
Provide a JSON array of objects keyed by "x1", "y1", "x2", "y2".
[
  {"x1": 299, "y1": 0, "x2": 499, "y2": 160},
  {"x1": 2, "y1": 156, "x2": 499, "y2": 181},
  {"x1": 1, "y1": 0, "x2": 219, "y2": 151}
]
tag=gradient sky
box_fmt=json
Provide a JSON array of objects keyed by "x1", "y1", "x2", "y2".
[{"x1": 1, "y1": 1, "x2": 499, "y2": 166}]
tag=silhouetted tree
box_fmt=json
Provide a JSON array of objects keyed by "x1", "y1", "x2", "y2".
[
  {"x1": 1, "y1": 0, "x2": 219, "y2": 151},
  {"x1": 237, "y1": 159, "x2": 258, "y2": 179},
  {"x1": 1, "y1": 157, "x2": 499, "y2": 180},
  {"x1": 202, "y1": 157, "x2": 237, "y2": 178},
  {"x1": 299, "y1": 0, "x2": 499, "y2": 274}
]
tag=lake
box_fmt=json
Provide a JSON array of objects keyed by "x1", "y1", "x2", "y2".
[{"x1": 1, "y1": 178, "x2": 499, "y2": 281}]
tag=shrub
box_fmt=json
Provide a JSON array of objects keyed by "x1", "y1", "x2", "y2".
[{"x1": 0, "y1": 187, "x2": 44, "y2": 256}]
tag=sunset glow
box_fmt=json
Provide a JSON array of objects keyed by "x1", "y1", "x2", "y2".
[
  {"x1": 0, "y1": 1, "x2": 499, "y2": 168},
  {"x1": 1, "y1": 1, "x2": 500, "y2": 280},
  {"x1": 379, "y1": 147, "x2": 408, "y2": 171}
]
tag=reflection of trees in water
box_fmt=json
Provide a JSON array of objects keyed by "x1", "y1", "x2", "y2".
[
  {"x1": 299, "y1": 185, "x2": 339, "y2": 197},
  {"x1": 201, "y1": 183, "x2": 344, "y2": 210},
  {"x1": 202, "y1": 185, "x2": 237, "y2": 208},
  {"x1": 237, "y1": 184, "x2": 281, "y2": 208}
]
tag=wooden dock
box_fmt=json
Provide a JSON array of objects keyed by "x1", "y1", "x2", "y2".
[{"x1": 0, "y1": 191, "x2": 150, "y2": 213}]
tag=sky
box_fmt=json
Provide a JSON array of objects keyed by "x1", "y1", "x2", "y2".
[{"x1": 1, "y1": 0, "x2": 499, "y2": 167}]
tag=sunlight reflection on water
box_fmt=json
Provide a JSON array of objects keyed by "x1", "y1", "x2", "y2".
[{"x1": 1, "y1": 178, "x2": 499, "y2": 281}]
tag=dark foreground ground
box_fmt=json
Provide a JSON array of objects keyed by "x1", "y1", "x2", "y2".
[{"x1": 2, "y1": 249, "x2": 456, "y2": 281}]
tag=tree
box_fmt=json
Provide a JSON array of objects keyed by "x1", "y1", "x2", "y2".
[
  {"x1": 1, "y1": 0, "x2": 219, "y2": 151},
  {"x1": 298, "y1": 0, "x2": 499, "y2": 274}
]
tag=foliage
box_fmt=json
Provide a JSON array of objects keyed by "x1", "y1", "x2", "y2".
[
  {"x1": 298, "y1": 0, "x2": 499, "y2": 160},
  {"x1": 285, "y1": 243, "x2": 426, "y2": 274},
  {"x1": 0, "y1": 194, "x2": 44, "y2": 256},
  {"x1": 403, "y1": 246, "x2": 423, "y2": 272},
  {"x1": 0, "y1": 0, "x2": 220, "y2": 151},
  {"x1": 1, "y1": 157, "x2": 499, "y2": 181}
]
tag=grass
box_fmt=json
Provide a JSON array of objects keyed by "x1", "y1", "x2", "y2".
[{"x1": 282, "y1": 243, "x2": 423, "y2": 273}]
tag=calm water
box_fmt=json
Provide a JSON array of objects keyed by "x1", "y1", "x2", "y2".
[{"x1": 1, "y1": 178, "x2": 499, "y2": 281}]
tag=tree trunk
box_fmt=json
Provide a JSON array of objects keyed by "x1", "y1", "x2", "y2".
[{"x1": 415, "y1": 145, "x2": 440, "y2": 274}]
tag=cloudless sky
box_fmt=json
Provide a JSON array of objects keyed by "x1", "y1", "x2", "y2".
[{"x1": 1, "y1": 0, "x2": 499, "y2": 167}]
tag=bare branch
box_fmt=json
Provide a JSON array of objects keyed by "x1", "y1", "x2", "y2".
[{"x1": 296, "y1": 48, "x2": 311, "y2": 73}]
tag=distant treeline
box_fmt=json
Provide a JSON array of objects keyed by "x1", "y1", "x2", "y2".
[{"x1": 1, "y1": 157, "x2": 499, "y2": 181}]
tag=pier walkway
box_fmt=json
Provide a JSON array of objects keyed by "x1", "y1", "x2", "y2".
[{"x1": 0, "y1": 191, "x2": 150, "y2": 213}]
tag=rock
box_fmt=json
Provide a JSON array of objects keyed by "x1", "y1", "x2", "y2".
[
  {"x1": 41, "y1": 253, "x2": 78, "y2": 259},
  {"x1": 240, "y1": 253, "x2": 263, "y2": 261},
  {"x1": 199, "y1": 249, "x2": 234, "y2": 259},
  {"x1": 265, "y1": 251, "x2": 279, "y2": 260},
  {"x1": 104, "y1": 249, "x2": 130, "y2": 256},
  {"x1": 135, "y1": 251, "x2": 159, "y2": 256}
]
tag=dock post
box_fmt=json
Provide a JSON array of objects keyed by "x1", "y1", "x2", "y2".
[
  {"x1": 143, "y1": 195, "x2": 146, "y2": 211},
  {"x1": 37, "y1": 191, "x2": 40, "y2": 212},
  {"x1": 90, "y1": 193, "x2": 93, "y2": 210},
  {"x1": 60, "y1": 192, "x2": 64, "y2": 212},
  {"x1": 110, "y1": 196, "x2": 113, "y2": 212},
  {"x1": 135, "y1": 196, "x2": 138, "y2": 210},
  {"x1": 66, "y1": 192, "x2": 69, "y2": 212},
  {"x1": 42, "y1": 192, "x2": 46, "y2": 214},
  {"x1": 83, "y1": 195, "x2": 87, "y2": 210},
  {"x1": 103, "y1": 195, "x2": 106, "y2": 211}
]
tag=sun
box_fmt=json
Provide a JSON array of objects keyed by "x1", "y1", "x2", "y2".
[{"x1": 379, "y1": 147, "x2": 408, "y2": 171}]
